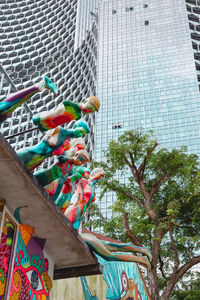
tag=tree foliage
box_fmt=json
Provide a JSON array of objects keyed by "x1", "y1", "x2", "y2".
[
  {"x1": 89, "y1": 130, "x2": 200, "y2": 300},
  {"x1": 171, "y1": 272, "x2": 200, "y2": 300}
]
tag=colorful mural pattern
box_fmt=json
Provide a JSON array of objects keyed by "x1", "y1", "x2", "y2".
[
  {"x1": 0, "y1": 211, "x2": 17, "y2": 300},
  {"x1": 81, "y1": 260, "x2": 150, "y2": 300},
  {"x1": 96, "y1": 255, "x2": 151, "y2": 300},
  {"x1": 9, "y1": 208, "x2": 52, "y2": 300}
]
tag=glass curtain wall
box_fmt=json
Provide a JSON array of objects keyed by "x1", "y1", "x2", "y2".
[{"x1": 96, "y1": 0, "x2": 200, "y2": 217}]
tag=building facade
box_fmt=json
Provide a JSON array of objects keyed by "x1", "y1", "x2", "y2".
[
  {"x1": 0, "y1": 0, "x2": 98, "y2": 166},
  {"x1": 95, "y1": 0, "x2": 200, "y2": 217}
]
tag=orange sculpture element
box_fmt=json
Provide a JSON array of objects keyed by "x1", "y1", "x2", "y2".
[{"x1": 19, "y1": 223, "x2": 34, "y2": 246}]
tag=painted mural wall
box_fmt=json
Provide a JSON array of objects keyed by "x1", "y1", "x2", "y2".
[
  {"x1": 0, "y1": 207, "x2": 54, "y2": 300},
  {"x1": 96, "y1": 255, "x2": 151, "y2": 300},
  {"x1": 52, "y1": 275, "x2": 107, "y2": 300},
  {"x1": 52, "y1": 259, "x2": 151, "y2": 300},
  {"x1": 0, "y1": 209, "x2": 17, "y2": 299}
]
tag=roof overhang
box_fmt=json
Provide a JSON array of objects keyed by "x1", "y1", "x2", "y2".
[{"x1": 0, "y1": 133, "x2": 102, "y2": 279}]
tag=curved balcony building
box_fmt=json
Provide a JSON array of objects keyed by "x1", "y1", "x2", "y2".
[{"x1": 0, "y1": 0, "x2": 98, "y2": 167}]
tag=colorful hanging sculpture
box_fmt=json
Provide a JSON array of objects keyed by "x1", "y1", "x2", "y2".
[
  {"x1": 34, "y1": 138, "x2": 89, "y2": 187},
  {"x1": 0, "y1": 77, "x2": 57, "y2": 123},
  {"x1": 55, "y1": 166, "x2": 91, "y2": 212},
  {"x1": 81, "y1": 233, "x2": 152, "y2": 271},
  {"x1": 32, "y1": 96, "x2": 100, "y2": 131},
  {"x1": 0, "y1": 75, "x2": 152, "y2": 274},
  {"x1": 43, "y1": 150, "x2": 90, "y2": 202},
  {"x1": 63, "y1": 168, "x2": 104, "y2": 229},
  {"x1": 17, "y1": 119, "x2": 90, "y2": 171}
]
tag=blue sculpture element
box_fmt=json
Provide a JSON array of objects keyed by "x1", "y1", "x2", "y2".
[{"x1": 80, "y1": 277, "x2": 99, "y2": 300}]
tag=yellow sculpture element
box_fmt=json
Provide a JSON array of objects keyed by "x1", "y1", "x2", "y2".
[{"x1": 87, "y1": 96, "x2": 100, "y2": 112}]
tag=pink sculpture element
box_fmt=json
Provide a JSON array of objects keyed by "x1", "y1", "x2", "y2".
[{"x1": 55, "y1": 167, "x2": 90, "y2": 212}]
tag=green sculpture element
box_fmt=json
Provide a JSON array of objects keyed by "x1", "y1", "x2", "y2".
[{"x1": 34, "y1": 143, "x2": 89, "y2": 187}]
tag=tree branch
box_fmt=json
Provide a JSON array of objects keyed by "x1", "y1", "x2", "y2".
[
  {"x1": 151, "y1": 228, "x2": 167, "y2": 269},
  {"x1": 106, "y1": 182, "x2": 145, "y2": 208},
  {"x1": 158, "y1": 254, "x2": 167, "y2": 278},
  {"x1": 162, "y1": 255, "x2": 200, "y2": 300},
  {"x1": 120, "y1": 151, "x2": 158, "y2": 219},
  {"x1": 168, "y1": 222, "x2": 180, "y2": 273},
  {"x1": 124, "y1": 192, "x2": 145, "y2": 208},
  {"x1": 138, "y1": 142, "x2": 158, "y2": 177},
  {"x1": 123, "y1": 213, "x2": 143, "y2": 247},
  {"x1": 129, "y1": 152, "x2": 139, "y2": 176},
  {"x1": 177, "y1": 256, "x2": 200, "y2": 280},
  {"x1": 149, "y1": 173, "x2": 171, "y2": 198},
  {"x1": 124, "y1": 153, "x2": 154, "y2": 209},
  {"x1": 123, "y1": 153, "x2": 138, "y2": 179}
]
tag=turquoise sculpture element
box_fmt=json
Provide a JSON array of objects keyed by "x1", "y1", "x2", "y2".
[
  {"x1": 43, "y1": 150, "x2": 89, "y2": 202},
  {"x1": 37, "y1": 138, "x2": 89, "y2": 201},
  {"x1": 34, "y1": 148, "x2": 89, "y2": 187},
  {"x1": 80, "y1": 277, "x2": 98, "y2": 300},
  {"x1": 55, "y1": 166, "x2": 91, "y2": 212}
]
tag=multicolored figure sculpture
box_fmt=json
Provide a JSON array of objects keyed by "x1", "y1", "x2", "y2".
[
  {"x1": 0, "y1": 77, "x2": 57, "y2": 123},
  {"x1": 81, "y1": 233, "x2": 152, "y2": 271},
  {"x1": 55, "y1": 166, "x2": 91, "y2": 212},
  {"x1": 64, "y1": 168, "x2": 104, "y2": 230},
  {"x1": 34, "y1": 138, "x2": 89, "y2": 187},
  {"x1": 42, "y1": 150, "x2": 90, "y2": 201},
  {"x1": 17, "y1": 119, "x2": 90, "y2": 171},
  {"x1": 34, "y1": 138, "x2": 89, "y2": 204},
  {"x1": 32, "y1": 96, "x2": 100, "y2": 131}
]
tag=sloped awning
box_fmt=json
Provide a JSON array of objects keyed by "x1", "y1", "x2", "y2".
[{"x1": 0, "y1": 133, "x2": 102, "y2": 279}]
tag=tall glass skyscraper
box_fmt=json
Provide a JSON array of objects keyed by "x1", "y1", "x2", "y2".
[
  {"x1": 95, "y1": 0, "x2": 200, "y2": 217},
  {"x1": 0, "y1": 0, "x2": 98, "y2": 166}
]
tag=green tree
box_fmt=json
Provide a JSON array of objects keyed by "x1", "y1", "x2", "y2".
[
  {"x1": 90, "y1": 130, "x2": 200, "y2": 300},
  {"x1": 171, "y1": 271, "x2": 200, "y2": 299}
]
